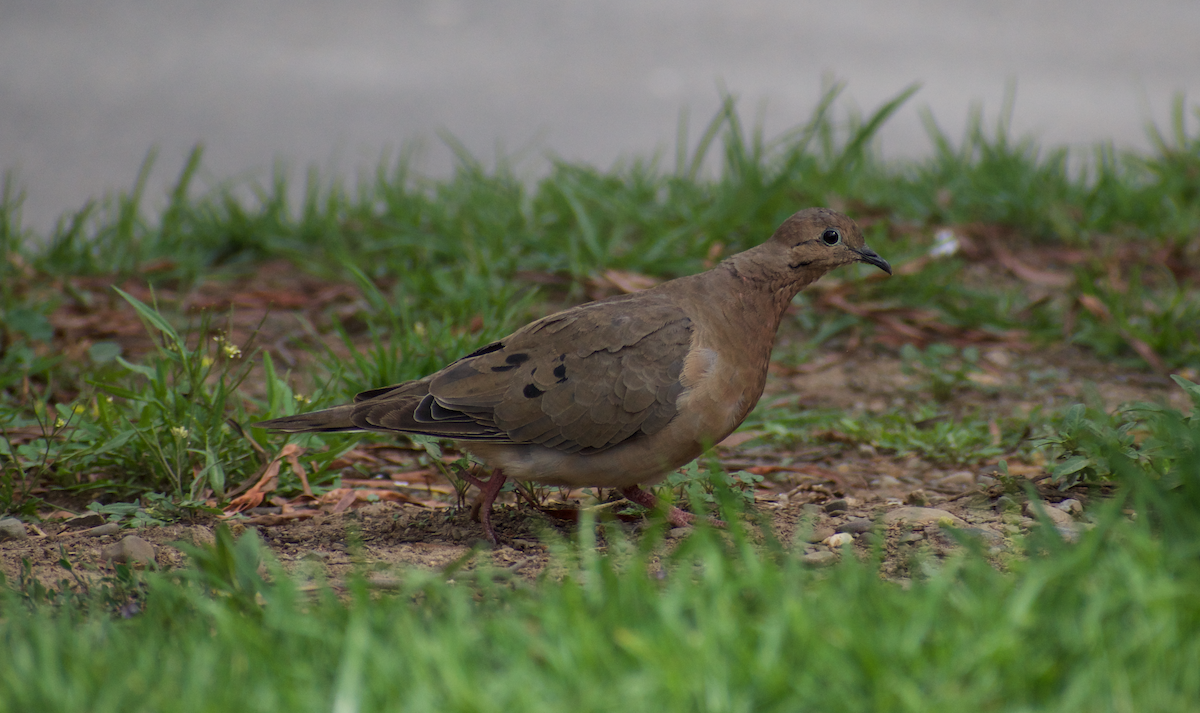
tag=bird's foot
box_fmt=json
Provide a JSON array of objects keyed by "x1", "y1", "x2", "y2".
[
  {"x1": 619, "y1": 485, "x2": 725, "y2": 529},
  {"x1": 462, "y1": 468, "x2": 507, "y2": 546}
]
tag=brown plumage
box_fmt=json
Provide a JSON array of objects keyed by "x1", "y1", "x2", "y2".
[{"x1": 255, "y1": 207, "x2": 891, "y2": 543}]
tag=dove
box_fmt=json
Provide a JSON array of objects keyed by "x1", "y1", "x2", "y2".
[{"x1": 255, "y1": 208, "x2": 890, "y2": 543}]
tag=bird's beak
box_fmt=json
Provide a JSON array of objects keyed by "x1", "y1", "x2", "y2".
[{"x1": 856, "y1": 246, "x2": 892, "y2": 275}]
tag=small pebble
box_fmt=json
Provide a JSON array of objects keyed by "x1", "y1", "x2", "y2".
[
  {"x1": 82, "y1": 523, "x2": 121, "y2": 537},
  {"x1": 882, "y1": 507, "x2": 967, "y2": 528},
  {"x1": 838, "y1": 518, "x2": 874, "y2": 535},
  {"x1": 823, "y1": 532, "x2": 854, "y2": 548},
  {"x1": 872, "y1": 475, "x2": 903, "y2": 488},
  {"x1": 1055, "y1": 498, "x2": 1083, "y2": 514},
  {"x1": 665, "y1": 526, "x2": 693, "y2": 540},
  {"x1": 900, "y1": 532, "x2": 925, "y2": 544},
  {"x1": 938, "y1": 470, "x2": 976, "y2": 489},
  {"x1": 804, "y1": 526, "x2": 836, "y2": 544},
  {"x1": 101, "y1": 535, "x2": 157, "y2": 566},
  {"x1": 367, "y1": 574, "x2": 403, "y2": 590},
  {"x1": 995, "y1": 495, "x2": 1020, "y2": 513},
  {"x1": 904, "y1": 489, "x2": 929, "y2": 507},
  {"x1": 801, "y1": 551, "x2": 837, "y2": 567},
  {"x1": 983, "y1": 348, "x2": 1012, "y2": 369},
  {"x1": 1024, "y1": 501, "x2": 1075, "y2": 528},
  {"x1": 958, "y1": 527, "x2": 1004, "y2": 545},
  {"x1": 0, "y1": 517, "x2": 28, "y2": 540},
  {"x1": 823, "y1": 499, "x2": 849, "y2": 514}
]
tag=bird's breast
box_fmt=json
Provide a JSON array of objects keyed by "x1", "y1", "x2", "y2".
[{"x1": 676, "y1": 345, "x2": 763, "y2": 446}]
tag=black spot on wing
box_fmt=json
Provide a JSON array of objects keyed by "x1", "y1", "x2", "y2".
[
  {"x1": 523, "y1": 384, "x2": 545, "y2": 399},
  {"x1": 490, "y1": 352, "x2": 531, "y2": 373},
  {"x1": 553, "y1": 364, "x2": 567, "y2": 382}
]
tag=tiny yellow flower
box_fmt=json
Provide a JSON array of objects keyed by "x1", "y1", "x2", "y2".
[
  {"x1": 54, "y1": 417, "x2": 66, "y2": 429},
  {"x1": 294, "y1": 393, "x2": 312, "y2": 405},
  {"x1": 73, "y1": 404, "x2": 86, "y2": 414},
  {"x1": 222, "y1": 343, "x2": 242, "y2": 359},
  {"x1": 201, "y1": 356, "x2": 214, "y2": 368},
  {"x1": 170, "y1": 426, "x2": 190, "y2": 440}
]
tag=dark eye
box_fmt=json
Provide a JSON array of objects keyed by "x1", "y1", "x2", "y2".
[{"x1": 821, "y1": 229, "x2": 841, "y2": 246}]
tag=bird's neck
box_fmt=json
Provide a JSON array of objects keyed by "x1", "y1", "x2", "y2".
[
  {"x1": 665, "y1": 256, "x2": 810, "y2": 354},
  {"x1": 720, "y1": 248, "x2": 823, "y2": 314}
]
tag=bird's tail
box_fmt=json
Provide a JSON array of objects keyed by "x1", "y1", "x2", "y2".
[{"x1": 252, "y1": 404, "x2": 360, "y2": 433}]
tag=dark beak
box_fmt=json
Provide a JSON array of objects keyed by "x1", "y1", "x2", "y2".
[{"x1": 856, "y1": 246, "x2": 892, "y2": 275}]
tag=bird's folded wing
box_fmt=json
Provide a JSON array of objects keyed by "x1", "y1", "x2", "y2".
[{"x1": 353, "y1": 296, "x2": 693, "y2": 453}]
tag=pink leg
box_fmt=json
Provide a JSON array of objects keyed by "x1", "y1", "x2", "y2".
[
  {"x1": 461, "y1": 468, "x2": 507, "y2": 545},
  {"x1": 619, "y1": 485, "x2": 701, "y2": 528}
]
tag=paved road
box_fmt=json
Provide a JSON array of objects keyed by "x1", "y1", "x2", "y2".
[{"x1": 3, "y1": 0, "x2": 1199, "y2": 232}]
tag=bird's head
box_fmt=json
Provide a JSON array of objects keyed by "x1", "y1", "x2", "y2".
[{"x1": 769, "y1": 207, "x2": 892, "y2": 277}]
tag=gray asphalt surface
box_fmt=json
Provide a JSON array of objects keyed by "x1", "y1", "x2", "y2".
[{"x1": 3, "y1": 0, "x2": 1199, "y2": 232}]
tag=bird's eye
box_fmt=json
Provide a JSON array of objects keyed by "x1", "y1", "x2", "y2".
[{"x1": 821, "y1": 229, "x2": 841, "y2": 246}]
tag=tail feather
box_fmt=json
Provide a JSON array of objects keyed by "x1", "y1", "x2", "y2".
[{"x1": 253, "y1": 404, "x2": 361, "y2": 433}]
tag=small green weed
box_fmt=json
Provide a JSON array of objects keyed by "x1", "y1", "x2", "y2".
[
  {"x1": 659, "y1": 458, "x2": 764, "y2": 512},
  {"x1": 1035, "y1": 376, "x2": 1200, "y2": 489}
]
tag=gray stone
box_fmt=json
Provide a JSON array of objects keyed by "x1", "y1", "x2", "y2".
[
  {"x1": 904, "y1": 489, "x2": 929, "y2": 506},
  {"x1": 838, "y1": 518, "x2": 875, "y2": 535},
  {"x1": 823, "y1": 532, "x2": 854, "y2": 548},
  {"x1": 0, "y1": 517, "x2": 28, "y2": 540},
  {"x1": 994, "y1": 495, "x2": 1020, "y2": 513},
  {"x1": 823, "y1": 499, "x2": 849, "y2": 514},
  {"x1": 101, "y1": 535, "x2": 157, "y2": 566},
  {"x1": 882, "y1": 507, "x2": 967, "y2": 528},
  {"x1": 82, "y1": 523, "x2": 121, "y2": 537},
  {"x1": 1055, "y1": 498, "x2": 1083, "y2": 514},
  {"x1": 803, "y1": 527, "x2": 836, "y2": 544},
  {"x1": 665, "y1": 526, "x2": 693, "y2": 540},
  {"x1": 900, "y1": 532, "x2": 925, "y2": 544},
  {"x1": 958, "y1": 527, "x2": 1004, "y2": 545},
  {"x1": 937, "y1": 471, "x2": 976, "y2": 490},
  {"x1": 63, "y1": 513, "x2": 105, "y2": 530},
  {"x1": 801, "y1": 551, "x2": 837, "y2": 567},
  {"x1": 1024, "y1": 501, "x2": 1075, "y2": 528}
]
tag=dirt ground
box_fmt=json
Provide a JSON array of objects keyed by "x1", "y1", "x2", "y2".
[{"x1": 4, "y1": 337, "x2": 1189, "y2": 590}]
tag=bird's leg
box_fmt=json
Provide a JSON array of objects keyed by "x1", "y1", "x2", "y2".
[
  {"x1": 460, "y1": 468, "x2": 507, "y2": 545},
  {"x1": 619, "y1": 485, "x2": 702, "y2": 528}
]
